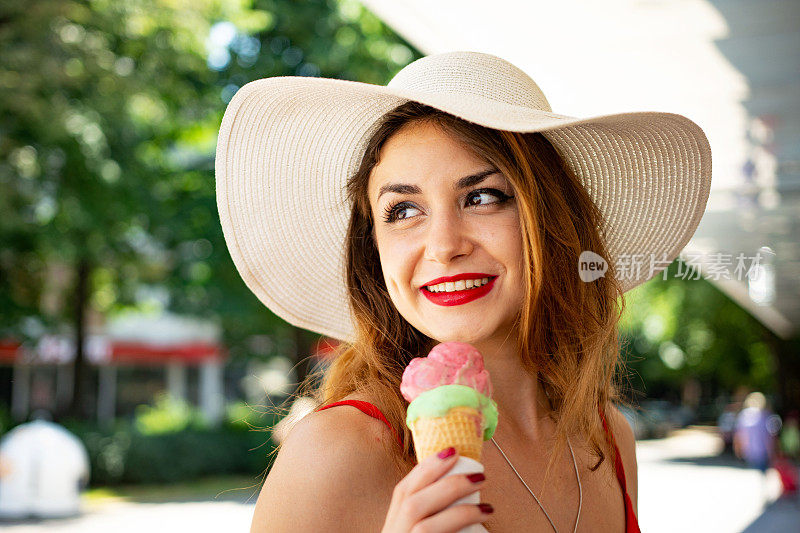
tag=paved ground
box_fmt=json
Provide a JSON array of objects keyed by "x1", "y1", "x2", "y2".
[
  {"x1": 0, "y1": 427, "x2": 797, "y2": 532},
  {"x1": 636, "y1": 427, "x2": 799, "y2": 533},
  {"x1": 0, "y1": 500, "x2": 255, "y2": 532}
]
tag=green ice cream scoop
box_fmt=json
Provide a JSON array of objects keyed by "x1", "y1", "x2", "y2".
[{"x1": 405, "y1": 384, "x2": 499, "y2": 440}]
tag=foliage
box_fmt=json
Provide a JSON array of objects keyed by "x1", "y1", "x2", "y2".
[
  {"x1": 1, "y1": 0, "x2": 250, "y2": 333},
  {"x1": 133, "y1": 392, "x2": 209, "y2": 435},
  {"x1": 0, "y1": 402, "x2": 13, "y2": 436},
  {"x1": 0, "y1": 0, "x2": 420, "y2": 370},
  {"x1": 225, "y1": 399, "x2": 276, "y2": 431},
  {"x1": 60, "y1": 401, "x2": 281, "y2": 485},
  {"x1": 618, "y1": 259, "x2": 777, "y2": 403}
]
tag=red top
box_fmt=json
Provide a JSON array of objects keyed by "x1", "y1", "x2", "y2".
[{"x1": 316, "y1": 399, "x2": 640, "y2": 533}]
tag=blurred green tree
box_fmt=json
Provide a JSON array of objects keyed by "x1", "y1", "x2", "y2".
[
  {"x1": 0, "y1": 0, "x2": 420, "y2": 421},
  {"x1": 0, "y1": 0, "x2": 265, "y2": 419},
  {"x1": 618, "y1": 259, "x2": 799, "y2": 415}
]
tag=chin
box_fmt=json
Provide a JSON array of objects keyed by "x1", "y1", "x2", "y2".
[{"x1": 427, "y1": 327, "x2": 489, "y2": 346}]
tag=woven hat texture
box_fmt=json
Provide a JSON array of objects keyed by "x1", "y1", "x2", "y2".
[{"x1": 216, "y1": 51, "x2": 712, "y2": 343}]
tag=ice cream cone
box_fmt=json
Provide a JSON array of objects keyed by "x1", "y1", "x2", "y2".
[{"x1": 410, "y1": 406, "x2": 484, "y2": 462}]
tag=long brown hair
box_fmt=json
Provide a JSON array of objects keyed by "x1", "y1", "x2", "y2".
[{"x1": 296, "y1": 101, "x2": 627, "y2": 481}]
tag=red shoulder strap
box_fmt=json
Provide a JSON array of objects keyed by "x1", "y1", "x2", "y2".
[
  {"x1": 316, "y1": 399, "x2": 403, "y2": 446},
  {"x1": 599, "y1": 404, "x2": 628, "y2": 493},
  {"x1": 599, "y1": 404, "x2": 641, "y2": 533}
]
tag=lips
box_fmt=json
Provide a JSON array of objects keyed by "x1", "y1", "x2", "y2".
[{"x1": 419, "y1": 275, "x2": 498, "y2": 307}]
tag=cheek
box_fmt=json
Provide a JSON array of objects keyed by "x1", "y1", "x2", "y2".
[
  {"x1": 376, "y1": 228, "x2": 415, "y2": 263},
  {"x1": 482, "y1": 217, "x2": 523, "y2": 260},
  {"x1": 503, "y1": 215, "x2": 524, "y2": 258},
  {"x1": 375, "y1": 232, "x2": 411, "y2": 292}
]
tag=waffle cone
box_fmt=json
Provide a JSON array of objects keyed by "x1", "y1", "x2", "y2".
[{"x1": 410, "y1": 406, "x2": 484, "y2": 462}]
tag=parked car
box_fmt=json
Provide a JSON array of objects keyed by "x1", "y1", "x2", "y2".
[
  {"x1": 671, "y1": 404, "x2": 696, "y2": 427},
  {"x1": 638, "y1": 400, "x2": 677, "y2": 439},
  {"x1": 617, "y1": 404, "x2": 647, "y2": 440},
  {"x1": 617, "y1": 400, "x2": 681, "y2": 440}
]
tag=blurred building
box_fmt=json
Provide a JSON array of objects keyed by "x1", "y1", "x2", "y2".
[{"x1": 0, "y1": 312, "x2": 226, "y2": 426}]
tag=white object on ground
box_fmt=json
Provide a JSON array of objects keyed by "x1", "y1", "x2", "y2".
[{"x1": 0, "y1": 420, "x2": 90, "y2": 519}]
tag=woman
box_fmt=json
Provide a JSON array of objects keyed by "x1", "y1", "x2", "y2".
[{"x1": 216, "y1": 52, "x2": 712, "y2": 532}]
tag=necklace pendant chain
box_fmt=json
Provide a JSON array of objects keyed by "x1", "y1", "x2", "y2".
[{"x1": 490, "y1": 436, "x2": 582, "y2": 533}]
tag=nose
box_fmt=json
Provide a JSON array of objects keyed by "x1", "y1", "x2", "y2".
[{"x1": 423, "y1": 208, "x2": 473, "y2": 264}]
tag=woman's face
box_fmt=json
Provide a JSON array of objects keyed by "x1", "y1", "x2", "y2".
[{"x1": 367, "y1": 120, "x2": 525, "y2": 346}]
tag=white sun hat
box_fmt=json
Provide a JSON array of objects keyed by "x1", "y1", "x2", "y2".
[{"x1": 216, "y1": 51, "x2": 712, "y2": 343}]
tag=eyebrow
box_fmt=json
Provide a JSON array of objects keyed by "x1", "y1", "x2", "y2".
[{"x1": 376, "y1": 168, "x2": 500, "y2": 201}]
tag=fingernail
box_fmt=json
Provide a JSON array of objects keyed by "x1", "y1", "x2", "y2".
[
  {"x1": 466, "y1": 473, "x2": 485, "y2": 483},
  {"x1": 478, "y1": 503, "x2": 494, "y2": 514},
  {"x1": 437, "y1": 447, "x2": 456, "y2": 459}
]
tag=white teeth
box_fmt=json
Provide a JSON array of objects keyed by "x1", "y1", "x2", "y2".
[{"x1": 426, "y1": 277, "x2": 491, "y2": 293}]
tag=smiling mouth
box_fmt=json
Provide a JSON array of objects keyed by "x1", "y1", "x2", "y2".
[{"x1": 423, "y1": 275, "x2": 498, "y2": 293}]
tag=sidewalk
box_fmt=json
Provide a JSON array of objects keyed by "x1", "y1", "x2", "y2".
[
  {"x1": 1, "y1": 428, "x2": 797, "y2": 532},
  {"x1": 0, "y1": 474, "x2": 259, "y2": 533},
  {"x1": 637, "y1": 426, "x2": 800, "y2": 533},
  {"x1": 741, "y1": 496, "x2": 800, "y2": 532},
  {"x1": 0, "y1": 499, "x2": 255, "y2": 532}
]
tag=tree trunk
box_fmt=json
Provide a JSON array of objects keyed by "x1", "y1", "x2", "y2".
[{"x1": 66, "y1": 257, "x2": 90, "y2": 420}]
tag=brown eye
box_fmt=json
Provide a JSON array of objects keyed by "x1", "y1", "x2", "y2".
[
  {"x1": 383, "y1": 201, "x2": 421, "y2": 223},
  {"x1": 466, "y1": 188, "x2": 511, "y2": 207}
]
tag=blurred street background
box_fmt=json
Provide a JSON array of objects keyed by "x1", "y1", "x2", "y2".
[
  {"x1": 1, "y1": 0, "x2": 799, "y2": 531},
  {"x1": 0, "y1": 428, "x2": 797, "y2": 533}
]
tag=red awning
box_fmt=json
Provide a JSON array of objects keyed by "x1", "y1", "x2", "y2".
[
  {"x1": 0, "y1": 337, "x2": 224, "y2": 365},
  {"x1": 109, "y1": 341, "x2": 224, "y2": 365},
  {"x1": 0, "y1": 340, "x2": 21, "y2": 363}
]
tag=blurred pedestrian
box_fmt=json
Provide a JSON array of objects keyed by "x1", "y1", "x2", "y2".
[
  {"x1": 718, "y1": 403, "x2": 738, "y2": 454},
  {"x1": 734, "y1": 392, "x2": 777, "y2": 506}
]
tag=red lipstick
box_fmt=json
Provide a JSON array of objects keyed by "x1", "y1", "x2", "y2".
[{"x1": 419, "y1": 274, "x2": 498, "y2": 307}]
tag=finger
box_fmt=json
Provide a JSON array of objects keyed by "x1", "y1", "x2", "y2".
[
  {"x1": 404, "y1": 472, "x2": 485, "y2": 522},
  {"x1": 398, "y1": 447, "x2": 459, "y2": 496},
  {"x1": 411, "y1": 503, "x2": 492, "y2": 533}
]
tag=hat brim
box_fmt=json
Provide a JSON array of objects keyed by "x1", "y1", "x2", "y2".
[{"x1": 216, "y1": 76, "x2": 711, "y2": 342}]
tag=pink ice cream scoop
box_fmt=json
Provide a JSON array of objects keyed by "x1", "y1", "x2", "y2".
[{"x1": 401, "y1": 341, "x2": 492, "y2": 402}]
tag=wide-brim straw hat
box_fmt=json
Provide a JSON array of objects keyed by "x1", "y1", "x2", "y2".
[{"x1": 216, "y1": 51, "x2": 712, "y2": 343}]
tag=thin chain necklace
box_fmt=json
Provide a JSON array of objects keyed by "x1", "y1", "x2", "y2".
[{"x1": 490, "y1": 435, "x2": 582, "y2": 533}]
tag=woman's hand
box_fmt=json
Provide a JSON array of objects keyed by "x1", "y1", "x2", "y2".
[{"x1": 381, "y1": 447, "x2": 493, "y2": 533}]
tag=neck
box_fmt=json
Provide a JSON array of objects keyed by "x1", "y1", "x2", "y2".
[{"x1": 470, "y1": 334, "x2": 553, "y2": 441}]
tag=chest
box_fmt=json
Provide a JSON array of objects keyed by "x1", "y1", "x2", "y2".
[
  {"x1": 478, "y1": 446, "x2": 626, "y2": 533},
  {"x1": 367, "y1": 446, "x2": 628, "y2": 533}
]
